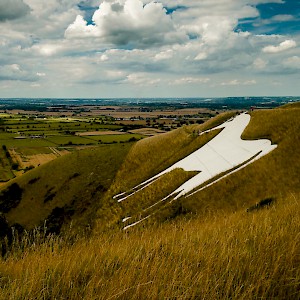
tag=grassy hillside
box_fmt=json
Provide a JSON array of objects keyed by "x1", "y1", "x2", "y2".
[
  {"x1": 97, "y1": 105, "x2": 299, "y2": 229},
  {"x1": 0, "y1": 111, "x2": 236, "y2": 233},
  {"x1": 147, "y1": 105, "x2": 300, "y2": 223},
  {"x1": 0, "y1": 193, "x2": 298, "y2": 299},
  {"x1": 1, "y1": 143, "x2": 132, "y2": 233},
  {"x1": 0, "y1": 104, "x2": 299, "y2": 299},
  {"x1": 94, "y1": 112, "x2": 237, "y2": 230},
  {"x1": 111, "y1": 111, "x2": 236, "y2": 193}
]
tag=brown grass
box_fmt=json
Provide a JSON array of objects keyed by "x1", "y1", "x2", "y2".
[
  {"x1": 0, "y1": 193, "x2": 298, "y2": 299},
  {"x1": 0, "y1": 105, "x2": 299, "y2": 299}
]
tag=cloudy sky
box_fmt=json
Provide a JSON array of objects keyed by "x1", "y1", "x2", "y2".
[{"x1": 0, "y1": 0, "x2": 299, "y2": 98}]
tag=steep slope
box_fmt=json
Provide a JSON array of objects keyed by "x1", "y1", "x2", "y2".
[
  {"x1": 99, "y1": 104, "x2": 299, "y2": 229},
  {"x1": 0, "y1": 104, "x2": 299, "y2": 299},
  {"x1": 95, "y1": 112, "x2": 237, "y2": 229},
  {"x1": 1, "y1": 193, "x2": 299, "y2": 299},
  {"x1": 159, "y1": 104, "x2": 300, "y2": 221},
  {"x1": 0, "y1": 111, "x2": 236, "y2": 233},
  {"x1": 1, "y1": 143, "x2": 132, "y2": 233}
]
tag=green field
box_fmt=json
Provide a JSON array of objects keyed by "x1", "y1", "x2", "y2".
[
  {"x1": 0, "y1": 114, "x2": 146, "y2": 182},
  {"x1": 88, "y1": 134, "x2": 144, "y2": 143},
  {"x1": 45, "y1": 135, "x2": 96, "y2": 146},
  {"x1": 1, "y1": 138, "x2": 57, "y2": 148}
]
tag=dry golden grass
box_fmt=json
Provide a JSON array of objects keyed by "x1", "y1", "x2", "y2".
[
  {"x1": 0, "y1": 193, "x2": 298, "y2": 299},
  {"x1": 119, "y1": 168, "x2": 198, "y2": 227},
  {"x1": 0, "y1": 105, "x2": 299, "y2": 299}
]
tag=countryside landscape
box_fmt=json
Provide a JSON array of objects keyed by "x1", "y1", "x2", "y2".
[{"x1": 0, "y1": 97, "x2": 299, "y2": 299}]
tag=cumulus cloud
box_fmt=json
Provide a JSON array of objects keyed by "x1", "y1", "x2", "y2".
[
  {"x1": 0, "y1": 0, "x2": 30, "y2": 21},
  {"x1": 65, "y1": 0, "x2": 186, "y2": 47},
  {"x1": 262, "y1": 39, "x2": 297, "y2": 54},
  {"x1": 0, "y1": 0, "x2": 299, "y2": 97}
]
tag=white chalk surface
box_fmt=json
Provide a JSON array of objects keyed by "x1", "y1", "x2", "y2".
[{"x1": 118, "y1": 113, "x2": 277, "y2": 203}]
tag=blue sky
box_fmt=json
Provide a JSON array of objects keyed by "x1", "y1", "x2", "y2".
[
  {"x1": 237, "y1": 0, "x2": 300, "y2": 34},
  {"x1": 0, "y1": 0, "x2": 299, "y2": 98}
]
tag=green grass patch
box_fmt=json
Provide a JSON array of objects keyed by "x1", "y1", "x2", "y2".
[
  {"x1": 0, "y1": 133, "x2": 18, "y2": 140},
  {"x1": 88, "y1": 134, "x2": 144, "y2": 143},
  {"x1": 1, "y1": 138, "x2": 56, "y2": 148},
  {"x1": 45, "y1": 135, "x2": 97, "y2": 146}
]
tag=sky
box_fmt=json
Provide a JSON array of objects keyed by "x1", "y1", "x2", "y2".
[{"x1": 0, "y1": 0, "x2": 299, "y2": 98}]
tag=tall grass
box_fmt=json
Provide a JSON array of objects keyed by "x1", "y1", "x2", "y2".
[
  {"x1": 0, "y1": 106, "x2": 299, "y2": 299},
  {"x1": 0, "y1": 193, "x2": 298, "y2": 299},
  {"x1": 119, "y1": 168, "x2": 198, "y2": 227}
]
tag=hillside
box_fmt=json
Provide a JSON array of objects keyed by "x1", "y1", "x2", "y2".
[
  {"x1": 1, "y1": 143, "x2": 132, "y2": 234},
  {"x1": 94, "y1": 104, "x2": 299, "y2": 230},
  {"x1": 1, "y1": 104, "x2": 299, "y2": 234},
  {"x1": 0, "y1": 103, "x2": 299, "y2": 299},
  {"x1": 0, "y1": 111, "x2": 235, "y2": 233}
]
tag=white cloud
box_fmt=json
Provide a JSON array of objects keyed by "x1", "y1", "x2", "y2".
[
  {"x1": 154, "y1": 50, "x2": 173, "y2": 61},
  {"x1": 195, "y1": 52, "x2": 208, "y2": 61},
  {"x1": 269, "y1": 14, "x2": 294, "y2": 22},
  {"x1": 32, "y1": 43, "x2": 64, "y2": 56},
  {"x1": 0, "y1": 64, "x2": 38, "y2": 81},
  {"x1": 0, "y1": 0, "x2": 299, "y2": 97},
  {"x1": 262, "y1": 39, "x2": 297, "y2": 54},
  {"x1": 64, "y1": 15, "x2": 99, "y2": 38},
  {"x1": 105, "y1": 70, "x2": 126, "y2": 80},
  {"x1": 65, "y1": 0, "x2": 186, "y2": 48},
  {"x1": 99, "y1": 54, "x2": 109, "y2": 61},
  {"x1": 243, "y1": 79, "x2": 257, "y2": 85}
]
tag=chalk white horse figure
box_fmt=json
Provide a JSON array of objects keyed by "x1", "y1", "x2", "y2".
[{"x1": 116, "y1": 113, "x2": 277, "y2": 203}]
